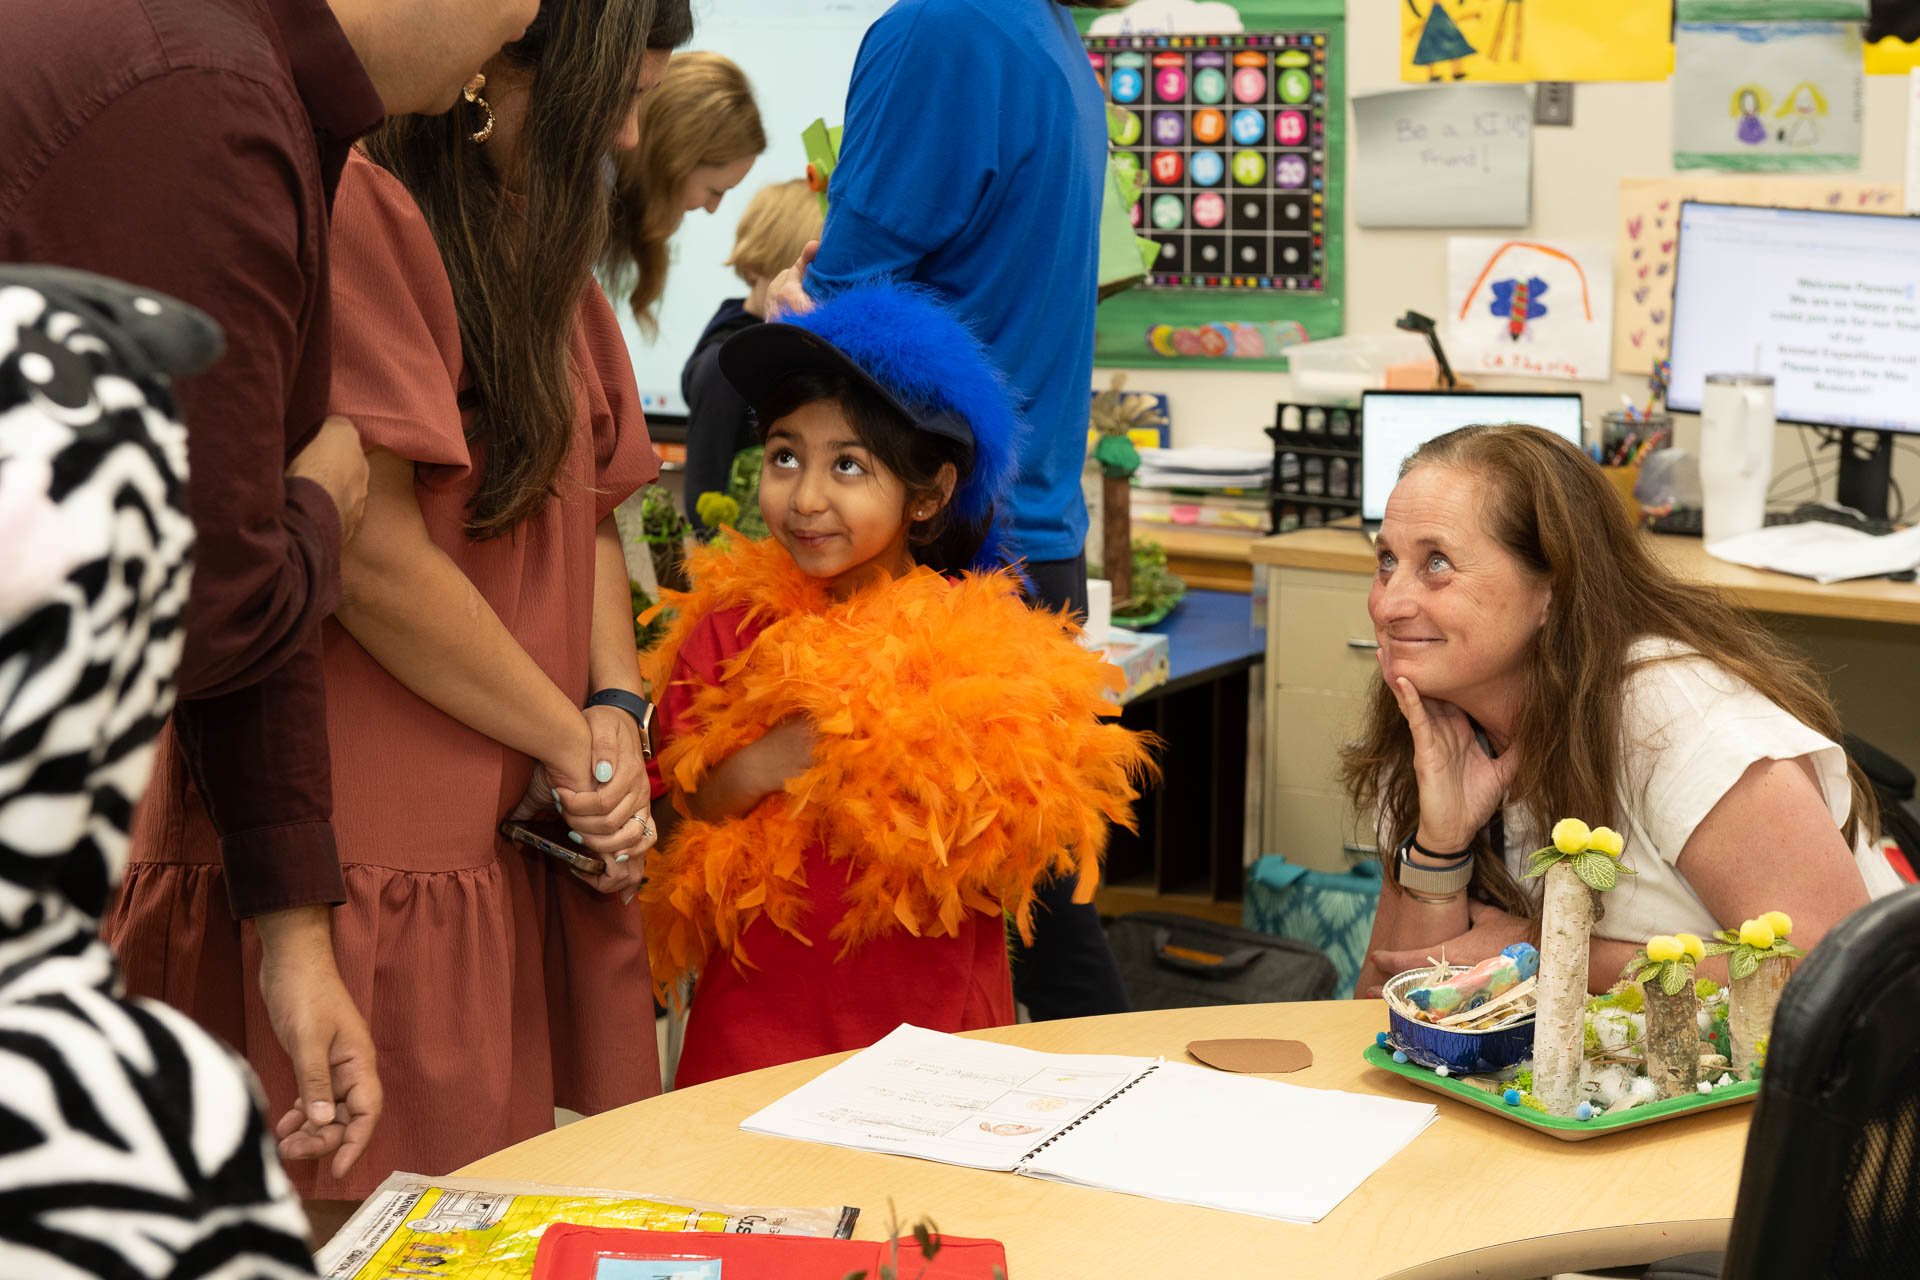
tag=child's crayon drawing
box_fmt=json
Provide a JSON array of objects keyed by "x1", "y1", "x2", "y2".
[
  {"x1": 1447, "y1": 237, "x2": 1612, "y2": 383},
  {"x1": 1399, "y1": 0, "x2": 1670, "y2": 83},
  {"x1": 1673, "y1": 22, "x2": 1862, "y2": 172}
]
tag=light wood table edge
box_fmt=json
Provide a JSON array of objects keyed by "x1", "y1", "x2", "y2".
[{"x1": 1378, "y1": 1219, "x2": 1732, "y2": 1280}]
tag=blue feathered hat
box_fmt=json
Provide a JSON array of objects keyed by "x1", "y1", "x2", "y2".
[{"x1": 718, "y1": 280, "x2": 1024, "y2": 563}]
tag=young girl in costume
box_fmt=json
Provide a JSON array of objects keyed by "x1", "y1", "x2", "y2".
[{"x1": 642, "y1": 282, "x2": 1154, "y2": 1086}]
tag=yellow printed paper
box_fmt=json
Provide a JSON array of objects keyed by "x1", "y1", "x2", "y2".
[
  {"x1": 317, "y1": 1173, "x2": 854, "y2": 1280},
  {"x1": 1401, "y1": 0, "x2": 1673, "y2": 84},
  {"x1": 1612, "y1": 176, "x2": 1902, "y2": 373}
]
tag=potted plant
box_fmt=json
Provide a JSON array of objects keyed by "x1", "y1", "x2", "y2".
[
  {"x1": 637, "y1": 483, "x2": 692, "y2": 593},
  {"x1": 1522, "y1": 818, "x2": 1635, "y2": 1116},
  {"x1": 1112, "y1": 538, "x2": 1186, "y2": 628}
]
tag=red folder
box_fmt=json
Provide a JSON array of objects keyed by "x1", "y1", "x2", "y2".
[{"x1": 532, "y1": 1225, "x2": 1009, "y2": 1279}]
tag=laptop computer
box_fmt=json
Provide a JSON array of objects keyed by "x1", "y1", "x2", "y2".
[{"x1": 1359, "y1": 390, "x2": 1585, "y2": 529}]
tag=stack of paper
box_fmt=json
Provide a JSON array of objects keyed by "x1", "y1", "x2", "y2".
[
  {"x1": 1134, "y1": 446, "x2": 1271, "y2": 492},
  {"x1": 740, "y1": 1025, "x2": 1436, "y2": 1225},
  {"x1": 1706, "y1": 522, "x2": 1920, "y2": 584}
]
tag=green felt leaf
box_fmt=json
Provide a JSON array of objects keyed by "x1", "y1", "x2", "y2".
[
  {"x1": 1703, "y1": 941, "x2": 1734, "y2": 957},
  {"x1": 1661, "y1": 962, "x2": 1689, "y2": 997},
  {"x1": 1729, "y1": 949, "x2": 1761, "y2": 982},
  {"x1": 1572, "y1": 851, "x2": 1618, "y2": 892},
  {"x1": 1636, "y1": 965, "x2": 1664, "y2": 986},
  {"x1": 1092, "y1": 434, "x2": 1141, "y2": 476}
]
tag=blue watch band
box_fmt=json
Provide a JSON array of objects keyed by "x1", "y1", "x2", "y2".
[{"x1": 586, "y1": 688, "x2": 654, "y2": 757}]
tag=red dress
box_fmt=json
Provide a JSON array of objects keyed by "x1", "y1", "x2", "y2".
[
  {"x1": 109, "y1": 152, "x2": 663, "y2": 1196},
  {"x1": 654, "y1": 606, "x2": 1015, "y2": 1089}
]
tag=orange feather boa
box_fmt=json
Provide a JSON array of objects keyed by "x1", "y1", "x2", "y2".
[{"x1": 639, "y1": 536, "x2": 1156, "y2": 997}]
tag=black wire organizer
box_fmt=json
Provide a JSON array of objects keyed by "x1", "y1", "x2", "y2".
[{"x1": 1266, "y1": 400, "x2": 1361, "y2": 531}]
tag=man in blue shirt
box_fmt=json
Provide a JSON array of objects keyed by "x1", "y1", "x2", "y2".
[{"x1": 776, "y1": 0, "x2": 1133, "y2": 1019}]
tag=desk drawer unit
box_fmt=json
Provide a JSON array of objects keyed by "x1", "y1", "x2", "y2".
[{"x1": 1264, "y1": 568, "x2": 1378, "y2": 872}]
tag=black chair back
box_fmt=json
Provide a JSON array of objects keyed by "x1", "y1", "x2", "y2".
[{"x1": 1722, "y1": 884, "x2": 1920, "y2": 1278}]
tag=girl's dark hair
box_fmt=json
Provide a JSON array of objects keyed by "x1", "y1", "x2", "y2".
[
  {"x1": 362, "y1": 0, "x2": 694, "y2": 538},
  {"x1": 754, "y1": 370, "x2": 990, "y2": 574}
]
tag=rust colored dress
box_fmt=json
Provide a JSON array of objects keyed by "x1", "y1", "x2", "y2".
[{"x1": 107, "y1": 152, "x2": 663, "y2": 1198}]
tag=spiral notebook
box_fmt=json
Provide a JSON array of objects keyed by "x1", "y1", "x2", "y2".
[{"x1": 740, "y1": 1025, "x2": 1436, "y2": 1224}]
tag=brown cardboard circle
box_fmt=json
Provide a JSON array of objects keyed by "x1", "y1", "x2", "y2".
[{"x1": 1186, "y1": 1038, "x2": 1314, "y2": 1074}]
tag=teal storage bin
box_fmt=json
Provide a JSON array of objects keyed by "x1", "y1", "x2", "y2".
[{"x1": 1243, "y1": 856, "x2": 1383, "y2": 998}]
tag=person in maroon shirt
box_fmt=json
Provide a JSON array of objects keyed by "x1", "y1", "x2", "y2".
[{"x1": 0, "y1": 0, "x2": 539, "y2": 1184}]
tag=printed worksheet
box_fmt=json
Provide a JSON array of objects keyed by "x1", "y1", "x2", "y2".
[{"x1": 740, "y1": 1025, "x2": 1156, "y2": 1171}]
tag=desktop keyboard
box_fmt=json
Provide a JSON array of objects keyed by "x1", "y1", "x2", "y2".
[{"x1": 1645, "y1": 505, "x2": 1899, "y2": 538}]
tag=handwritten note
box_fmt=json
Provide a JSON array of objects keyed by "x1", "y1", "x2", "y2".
[{"x1": 1352, "y1": 85, "x2": 1532, "y2": 228}]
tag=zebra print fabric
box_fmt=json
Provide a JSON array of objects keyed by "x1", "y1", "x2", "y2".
[{"x1": 0, "y1": 268, "x2": 317, "y2": 1278}]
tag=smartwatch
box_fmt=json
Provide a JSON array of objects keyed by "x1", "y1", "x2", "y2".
[
  {"x1": 586, "y1": 688, "x2": 655, "y2": 758},
  {"x1": 1393, "y1": 831, "x2": 1473, "y2": 898}
]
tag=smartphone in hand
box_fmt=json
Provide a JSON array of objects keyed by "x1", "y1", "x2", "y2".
[{"x1": 500, "y1": 821, "x2": 605, "y2": 877}]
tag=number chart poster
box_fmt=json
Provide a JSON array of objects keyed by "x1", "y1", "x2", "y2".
[{"x1": 1081, "y1": 0, "x2": 1346, "y2": 368}]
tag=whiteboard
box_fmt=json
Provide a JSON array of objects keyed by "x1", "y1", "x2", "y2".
[{"x1": 617, "y1": 0, "x2": 894, "y2": 419}]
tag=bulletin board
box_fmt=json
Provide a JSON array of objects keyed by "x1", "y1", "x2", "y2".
[{"x1": 1079, "y1": 0, "x2": 1347, "y2": 369}]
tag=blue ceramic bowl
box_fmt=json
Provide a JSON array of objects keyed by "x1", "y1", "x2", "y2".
[{"x1": 1384, "y1": 968, "x2": 1535, "y2": 1075}]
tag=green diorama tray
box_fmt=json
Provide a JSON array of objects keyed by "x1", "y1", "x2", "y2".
[
  {"x1": 1362, "y1": 1044, "x2": 1759, "y2": 1142},
  {"x1": 1110, "y1": 600, "x2": 1176, "y2": 630}
]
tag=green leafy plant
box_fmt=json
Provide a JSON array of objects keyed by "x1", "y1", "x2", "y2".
[
  {"x1": 637, "y1": 483, "x2": 691, "y2": 593},
  {"x1": 1113, "y1": 538, "x2": 1186, "y2": 621}
]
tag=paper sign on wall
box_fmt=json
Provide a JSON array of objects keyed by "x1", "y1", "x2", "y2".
[
  {"x1": 1612, "y1": 175, "x2": 1902, "y2": 373},
  {"x1": 1352, "y1": 85, "x2": 1532, "y2": 227},
  {"x1": 1447, "y1": 238, "x2": 1613, "y2": 382},
  {"x1": 1399, "y1": 0, "x2": 1672, "y2": 83},
  {"x1": 1674, "y1": 21, "x2": 1864, "y2": 171}
]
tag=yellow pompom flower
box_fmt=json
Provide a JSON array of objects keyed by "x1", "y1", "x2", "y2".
[
  {"x1": 1676, "y1": 932, "x2": 1705, "y2": 962},
  {"x1": 1551, "y1": 818, "x2": 1592, "y2": 855},
  {"x1": 1587, "y1": 826, "x2": 1624, "y2": 859},
  {"x1": 1738, "y1": 918, "x2": 1777, "y2": 949},
  {"x1": 1646, "y1": 935, "x2": 1684, "y2": 963},
  {"x1": 1762, "y1": 910, "x2": 1793, "y2": 939}
]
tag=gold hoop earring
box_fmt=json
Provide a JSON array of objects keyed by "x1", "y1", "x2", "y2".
[{"x1": 463, "y1": 72, "x2": 495, "y2": 144}]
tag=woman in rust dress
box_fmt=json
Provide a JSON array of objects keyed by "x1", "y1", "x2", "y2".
[{"x1": 110, "y1": 0, "x2": 696, "y2": 1198}]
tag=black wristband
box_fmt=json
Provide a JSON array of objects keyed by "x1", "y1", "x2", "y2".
[
  {"x1": 586, "y1": 688, "x2": 655, "y2": 758},
  {"x1": 1405, "y1": 831, "x2": 1472, "y2": 863}
]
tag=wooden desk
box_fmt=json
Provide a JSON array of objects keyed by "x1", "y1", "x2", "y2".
[
  {"x1": 1150, "y1": 526, "x2": 1259, "y2": 594},
  {"x1": 458, "y1": 1002, "x2": 1744, "y2": 1280},
  {"x1": 1249, "y1": 527, "x2": 1920, "y2": 869}
]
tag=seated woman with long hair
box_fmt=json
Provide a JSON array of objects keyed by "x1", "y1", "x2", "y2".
[{"x1": 1347, "y1": 425, "x2": 1901, "y2": 996}]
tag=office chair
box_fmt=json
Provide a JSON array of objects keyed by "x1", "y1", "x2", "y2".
[
  {"x1": 1645, "y1": 884, "x2": 1920, "y2": 1280},
  {"x1": 1846, "y1": 734, "x2": 1920, "y2": 877}
]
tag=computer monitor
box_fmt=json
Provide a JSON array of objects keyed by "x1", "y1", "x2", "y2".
[
  {"x1": 1667, "y1": 201, "x2": 1920, "y2": 520},
  {"x1": 1359, "y1": 391, "x2": 1585, "y2": 524}
]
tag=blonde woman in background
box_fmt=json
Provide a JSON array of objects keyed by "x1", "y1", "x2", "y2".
[
  {"x1": 681, "y1": 180, "x2": 823, "y2": 535},
  {"x1": 604, "y1": 51, "x2": 766, "y2": 334}
]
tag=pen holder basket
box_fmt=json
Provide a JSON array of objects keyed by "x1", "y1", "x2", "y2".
[{"x1": 1384, "y1": 967, "x2": 1536, "y2": 1075}]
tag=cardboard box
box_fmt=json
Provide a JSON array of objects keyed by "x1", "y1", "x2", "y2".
[{"x1": 1098, "y1": 629, "x2": 1170, "y2": 704}]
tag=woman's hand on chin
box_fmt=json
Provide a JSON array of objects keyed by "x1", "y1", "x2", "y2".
[{"x1": 1384, "y1": 659, "x2": 1518, "y2": 854}]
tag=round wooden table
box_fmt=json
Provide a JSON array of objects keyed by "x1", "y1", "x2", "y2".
[{"x1": 458, "y1": 1001, "x2": 1746, "y2": 1279}]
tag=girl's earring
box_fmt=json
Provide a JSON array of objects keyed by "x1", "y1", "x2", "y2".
[{"x1": 463, "y1": 72, "x2": 495, "y2": 144}]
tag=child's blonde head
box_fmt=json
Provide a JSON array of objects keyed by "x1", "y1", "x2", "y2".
[{"x1": 726, "y1": 180, "x2": 823, "y2": 287}]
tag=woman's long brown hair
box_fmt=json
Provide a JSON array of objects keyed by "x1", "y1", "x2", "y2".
[
  {"x1": 362, "y1": 0, "x2": 694, "y2": 538},
  {"x1": 602, "y1": 52, "x2": 765, "y2": 337},
  {"x1": 1339, "y1": 425, "x2": 1878, "y2": 916}
]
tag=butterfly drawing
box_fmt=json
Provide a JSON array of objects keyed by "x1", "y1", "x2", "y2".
[{"x1": 1489, "y1": 276, "x2": 1548, "y2": 340}]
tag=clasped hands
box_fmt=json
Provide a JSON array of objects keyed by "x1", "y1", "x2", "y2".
[{"x1": 514, "y1": 704, "x2": 657, "y2": 897}]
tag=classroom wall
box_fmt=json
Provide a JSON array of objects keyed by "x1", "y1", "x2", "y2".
[
  {"x1": 1105, "y1": 3, "x2": 1920, "y2": 515},
  {"x1": 1096, "y1": 4, "x2": 1920, "y2": 768}
]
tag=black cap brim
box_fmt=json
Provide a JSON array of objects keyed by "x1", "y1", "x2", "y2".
[{"x1": 718, "y1": 322, "x2": 974, "y2": 453}]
